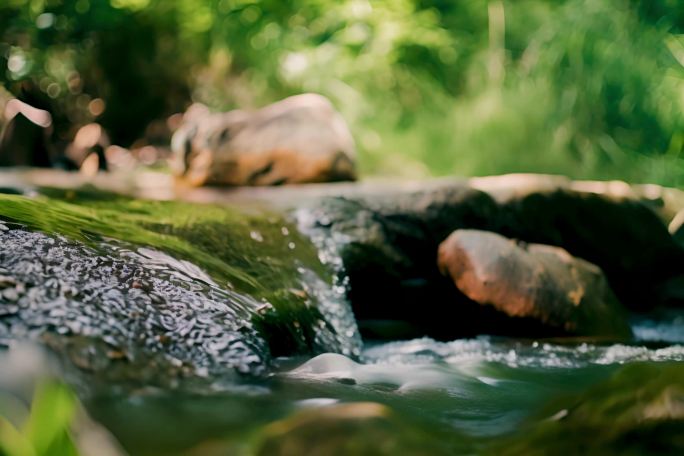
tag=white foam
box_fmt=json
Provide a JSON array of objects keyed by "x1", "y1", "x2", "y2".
[{"x1": 287, "y1": 353, "x2": 462, "y2": 392}]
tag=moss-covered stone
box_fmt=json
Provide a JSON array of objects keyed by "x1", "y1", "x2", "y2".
[
  {"x1": 492, "y1": 362, "x2": 684, "y2": 455},
  {"x1": 251, "y1": 402, "x2": 460, "y2": 456},
  {"x1": 0, "y1": 187, "x2": 361, "y2": 378}
]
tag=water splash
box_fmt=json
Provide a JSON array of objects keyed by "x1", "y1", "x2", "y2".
[
  {"x1": 363, "y1": 337, "x2": 684, "y2": 370},
  {"x1": 293, "y1": 206, "x2": 361, "y2": 357},
  {"x1": 284, "y1": 336, "x2": 684, "y2": 395}
]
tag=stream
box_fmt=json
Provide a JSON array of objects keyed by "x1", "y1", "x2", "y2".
[{"x1": 0, "y1": 182, "x2": 683, "y2": 455}]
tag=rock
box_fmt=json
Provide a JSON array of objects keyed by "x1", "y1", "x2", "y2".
[
  {"x1": 0, "y1": 188, "x2": 362, "y2": 380},
  {"x1": 437, "y1": 230, "x2": 632, "y2": 338},
  {"x1": 669, "y1": 209, "x2": 684, "y2": 244},
  {"x1": 470, "y1": 173, "x2": 572, "y2": 202},
  {"x1": 298, "y1": 184, "x2": 503, "y2": 340},
  {"x1": 300, "y1": 177, "x2": 684, "y2": 339},
  {"x1": 253, "y1": 402, "x2": 453, "y2": 456},
  {"x1": 65, "y1": 123, "x2": 109, "y2": 172},
  {"x1": 2, "y1": 170, "x2": 683, "y2": 344},
  {"x1": 171, "y1": 93, "x2": 357, "y2": 186},
  {"x1": 471, "y1": 174, "x2": 684, "y2": 311},
  {"x1": 471, "y1": 173, "x2": 684, "y2": 226},
  {"x1": 493, "y1": 362, "x2": 684, "y2": 455},
  {"x1": 0, "y1": 99, "x2": 53, "y2": 168},
  {"x1": 596, "y1": 182, "x2": 684, "y2": 227},
  {"x1": 654, "y1": 186, "x2": 684, "y2": 225}
]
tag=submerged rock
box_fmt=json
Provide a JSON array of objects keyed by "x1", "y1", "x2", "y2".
[
  {"x1": 253, "y1": 402, "x2": 455, "y2": 456},
  {"x1": 171, "y1": 94, "x2": 357, "y2": 186},
  {"x1": 437, "y1": 230, "x2": 631, "y2": 338}
]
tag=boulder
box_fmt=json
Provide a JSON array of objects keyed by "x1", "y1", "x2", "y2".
[
  {"x1": 64, "y1": 123, "x2": 109, "y2": 173},
  {"x1": 471, "y1": 173, "x2": 684, "y2": 226},
  {"x1": 171, "y1": 93, "x2": 357, "y2": 186},
  {"x1": 296, "y1": 176, "x2": 684, "y2": 339},
  {"x1": 437, "y1": 230, "x2": 632, "y2": 338},
  {"x1": 297, "y1": 184, "x2": 503, "y2": 340},
  {"x1": 471, "y1": 174, "x2": 684, "y2": 311},
  {"x1": 0, "y1": 187, "x2": 362, "y2": 381}
]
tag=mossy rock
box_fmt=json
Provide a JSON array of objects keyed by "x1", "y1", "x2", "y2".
[
  {"x1": 492, "y1": 362, "x2": 684, "y2": 455},
  {"x1": 0, "y1": 187, "x2": 361, "y2": 379},
  {"x1": 251, "y1": 402, "x2": 461, "y2": 456}
]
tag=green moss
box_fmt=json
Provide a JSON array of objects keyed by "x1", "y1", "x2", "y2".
[
  {"x1": 492, "y1": 362, "x2": 684, "y2": 455},
  {"x1": 0, "y1": 186, "x2": 342, "y2": 356}
]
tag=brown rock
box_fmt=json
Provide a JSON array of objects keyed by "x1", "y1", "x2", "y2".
[
  {"x1": 471, "y1": 173, "x2": 684, "y2": 311},
  {"x1": 65, "y1": 123, "x2": 109, "y2": 172},
  {"x1": 171, "y1": 93, "x2": 357, "y2": 186},
  {"x1": 471, "y1": 172, "x2": 684, "y2": 226},
  {"x1": 0, "y1": 99, "x2": 53, "y2": 168},
  {"x1": 438, "y1": 229, "x2": 632, "y2": 338},
  {"x1": 669, "y1": 208, "x2": 684, "y2": 245},
  {"x1": 298, "y1": 184, "x2": 501, "y2": 340}
]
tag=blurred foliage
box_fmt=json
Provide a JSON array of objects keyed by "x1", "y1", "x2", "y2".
[
  {"x1": 0, "y1": 382, "x2": 78, "y2": 456},
  {"x1": 2, "y1": 0, "x2": 684, "y2": 184}
]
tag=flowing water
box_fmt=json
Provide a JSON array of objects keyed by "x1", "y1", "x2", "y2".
[
  {"x1": 80, "y1": 325, "x2": 684, "y2": 454},
  {"x1": 0, "y1": 185, "x2": 683, "y2": 455}
]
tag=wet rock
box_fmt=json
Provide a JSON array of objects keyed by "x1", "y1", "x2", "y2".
[
  {"x1": 253, "y1": 402, "x2": 453, "y2": 456},
  {"x1": 654, "y1": 186, "x2": 684, "y2": 225},
  {"x1": 437, "y1": 230, "x2": 632, "y2": 338},
  {"x1": 0, "y1": 227, "x2": 270, "y2": 377},
  {"x1": 0, "y1": 191, "x2": 361, "y2": 380},
  {"x1": 493, "y1": 362, "x2": 684, "y2": 455},
  {"x1": 573, "y1": 180, "x2": 684, "y2": 227},
  {"x1": 300, "y1": 181, "x2": 675, "y2": 339},
  {"x1": 171, "y1": 93, "x2": 357, "y2": 186},
  {"x1": 299, "y1": 176, "x2": 683, "y2": 338},
  {"x1": 472, "y1": 173, "x2": 684, "y2": 226},
  {"x1": 298, "y1": 184, "x2": 502, "y2": 340}
]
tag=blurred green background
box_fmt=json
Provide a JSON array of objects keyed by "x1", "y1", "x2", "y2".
[{"x1": 2, "y1": 0, "x2": 684, "y2": 184}]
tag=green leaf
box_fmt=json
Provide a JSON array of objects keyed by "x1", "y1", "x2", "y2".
[
  {"x1": 22, "y1": 382, "x2": 76, "y2": 456},
  {"x1": 0, "y1": 416, "x2": 36, "y2": 456}
]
